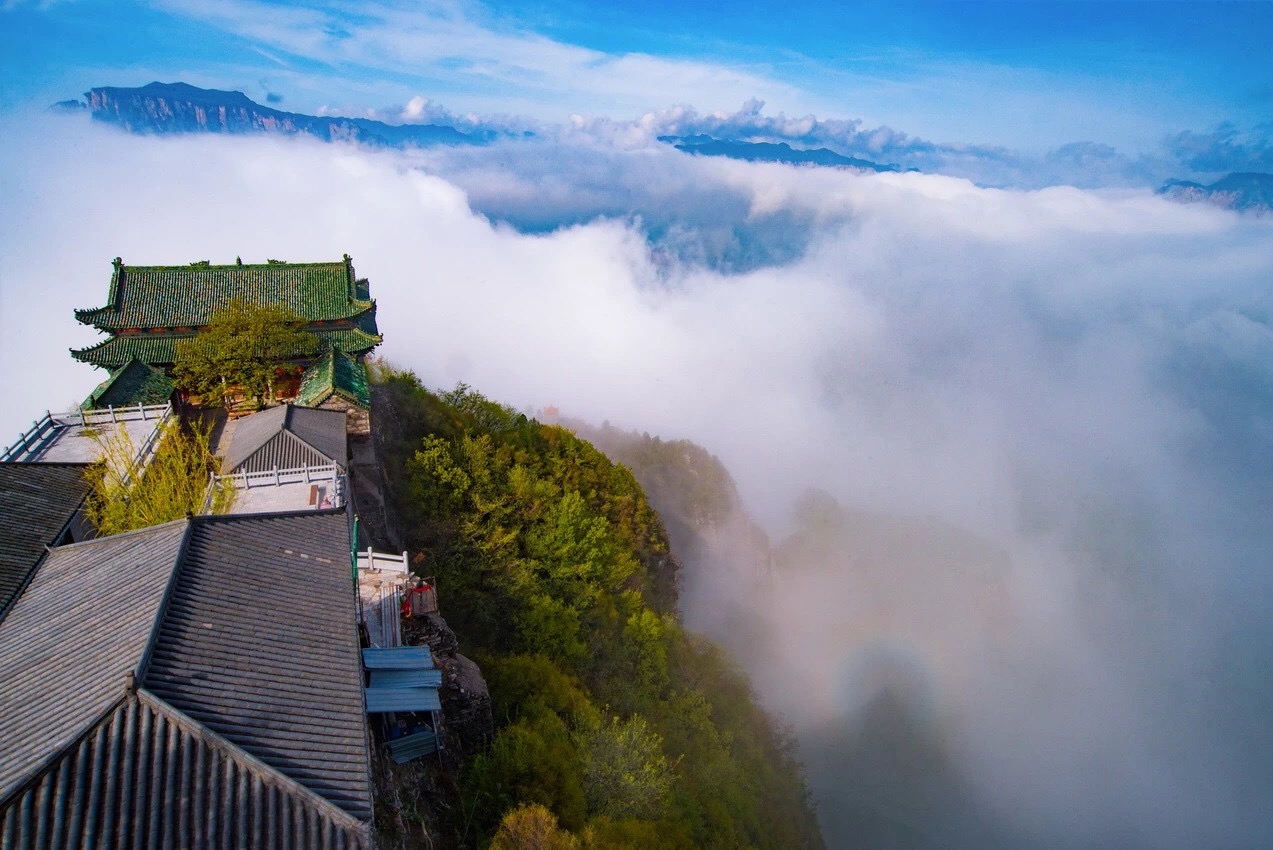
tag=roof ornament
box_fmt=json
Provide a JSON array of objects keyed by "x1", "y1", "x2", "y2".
[
  {"x1": 112, "y1": 257, "x2": 122, "y2": 270},
  {"x1": 236, "y1": 256, "x2": 243, "y2": 266}
]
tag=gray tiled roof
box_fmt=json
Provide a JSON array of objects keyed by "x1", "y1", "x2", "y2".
[
  {"x1": 284, "y1": 406, "x2": 349, "y2": 467},
  {"x1": 223, "y1": 404, "x2": 348, "y2": 473},
  {"x1": 0, "y1": 691, "x2": 370, "y2": 848},
  {"x1": 143, "y1": 511, "x2": 373, "y2": 820},
  {"x1": 223, "y1": 404, "x2": 288, "y2": 470},
  {"x1": 0, "y1": 510, "x2": 375, "y2": 837},
  {"x1": 0, "y1": 520, "x2": 189, "y2": 802},
  {"x1": 0, "y1": 462, "x2": 92, "y2": 619}
]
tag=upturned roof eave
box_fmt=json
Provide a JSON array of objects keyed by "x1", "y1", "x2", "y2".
[
  {"x1": 76, "y1": 300, "x2": 377, "y2": 332},
  {"x1": 73, "y1": 307, "x2": 113, "y2": 326},
  {"x1": 70, "y1": 327, "x2": 381, "y2": 368}
]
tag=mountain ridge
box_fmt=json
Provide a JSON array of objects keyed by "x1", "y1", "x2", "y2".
[
  {"x1": 75, "y1": 81, "x2": 488, "y2": 148},
  {"x1": 1157, "y1": 171, "x2": 1273, "y2": 214},
  {"x1": 659, "y1": 133, "x2": 907, "y2": 173}
]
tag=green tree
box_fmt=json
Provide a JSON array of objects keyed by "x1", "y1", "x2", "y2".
[
  {"x1": 490, "y1": 804, "x2": 579, "y2": 850},
  {"x1": 581, "y1": 817, "x2": 695, "y2": 849},
  {"x1": 173, "y1": 299, "x2": 317, "y2": 406},
  {"x1": 463, "y1": 711, "x2": 589, "y2": 834},
  {"x1": 578, "y1": 715, "x2": 674, "y2": 821}
]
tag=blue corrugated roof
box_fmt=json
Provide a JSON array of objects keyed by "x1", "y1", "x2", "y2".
[
  {"x1": 387, "y1": 729, "x2": 438, "y2": 764},
  {"x1": 364, "y1": 686, "x2": 441, "y2": 713},
  {"x1": 362, "y1": 645, "x2": 435, "y2": 669},
  {"x1": 370, "y1": 668, "x2": 443, "y2": 688}
]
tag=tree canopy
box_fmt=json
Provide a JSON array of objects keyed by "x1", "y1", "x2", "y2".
[{"x1": 173, "y1": 299, "x2": 317, "y2": 406}]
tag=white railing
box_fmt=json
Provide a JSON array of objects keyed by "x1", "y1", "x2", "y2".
[
  {"x1": 1, "y1": 403, "x2": 172, "y2": 463},
  {"x1": 58, "y1": 402, "x2": 172, "y2": 427},
  {"x1": 0, "y1": 412, "x2": 58, "y2": 462},
  {"x1": 117, "y1": 405, "x2": 174, "y2": 487},
  {"x1": 202, "y1": 464, "x2": 345, "y2": 513},
  {"x1": 356, "y1": 548, "x2": 409, "y2": 574}
]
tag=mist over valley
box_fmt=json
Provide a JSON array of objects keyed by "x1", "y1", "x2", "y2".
[
  {"x1": 4, "y1": 3, "x2": 1273, "y2": 845},
  {"x1": 4, "y1": 110, "x2": 1271, "y2": 846}
]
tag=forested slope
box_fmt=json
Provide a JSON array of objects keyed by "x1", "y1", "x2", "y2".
[{"x1": 372, "y1": 368, "x2": 823, "y2": 849}]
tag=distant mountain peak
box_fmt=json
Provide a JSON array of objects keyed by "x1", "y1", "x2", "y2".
[
  {"x1": 1157, "y1": 171, "x2": 1273, "y2": 214},
  {"x1": 68, "y1": 81, "x2": 492, "y2": 149}
]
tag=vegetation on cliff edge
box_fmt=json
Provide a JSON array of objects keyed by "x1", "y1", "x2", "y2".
[{"x1": 374, "y1": 366, "x2": 823, "y2": 849}]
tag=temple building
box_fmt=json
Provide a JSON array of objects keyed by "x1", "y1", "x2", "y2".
[{"x1": 71, "y1": 255, "x2": 382, "y2": 398}]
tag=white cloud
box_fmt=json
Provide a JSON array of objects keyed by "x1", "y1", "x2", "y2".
[
  {"x1": 3, "y1": 114, "x2": 1272, "y2": 845},
  {"x1": 148, "y1": 0, "x2": 822, "y2": 121}
]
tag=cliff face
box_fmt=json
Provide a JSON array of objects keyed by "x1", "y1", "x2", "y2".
[
  {"x1": 83, "y1": 81, "x2": 483, "y2": 148},
  {"x1": 403, "y1": 613, "x2": 494, "y2": 757}
]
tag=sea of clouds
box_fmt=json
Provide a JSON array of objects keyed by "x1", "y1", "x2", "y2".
[{"x1": 3, "y1": 114, "x2": 1272, "y2": 847}]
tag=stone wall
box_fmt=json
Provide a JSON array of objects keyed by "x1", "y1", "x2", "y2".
[
  {"x1": 320, "y1": 396, "x2": 371, "y2": 435},
  {"x1": 402, "y1": 613, "x2": 494, "y2": 760}
]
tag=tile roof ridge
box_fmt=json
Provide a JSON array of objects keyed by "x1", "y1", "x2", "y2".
[
  {"x1": 81, "y1": 357, "x2": 139, "y2": 403},
  {"x1": 118, "y1": 259, "x2": 348, "y2": 272},
  {"x1": 45, "y1": 516, "x2": 189, "y2": 553},
  {"x1": 190, "y1": 505, "x2": 348, "y2": 524},
  {"x1": 134, "y1": 689, "x2": 369, "y2": 829},
  {"x1": 279, "y1": 405, "x2": 348, "y2": 466},
  {"x1": 133, "y1": 518, "x2": 197, "y2": 686},
  {"x1": 69, "y1": 337, "x2": 116, "y2": 355},
  {"x1": 0, "y1": 694, "x2": 130, "y2": 809},
  {"x1": 0, "y1": 460, "x2": 92, "y2": 468}
]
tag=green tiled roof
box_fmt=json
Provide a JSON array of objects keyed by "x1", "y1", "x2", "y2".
[
  {"x1": 298, "y1": 348, "x2": 371, "y2": 409},
  {"x1": 71, "y1": 326, "x2": 383, "y2": 369},
  {"x1": 75, "y1": 256, "x2": 374, "y2": 330},
  {"x1": 81, "y1": 358, "x2": 176, "y2": 409}
]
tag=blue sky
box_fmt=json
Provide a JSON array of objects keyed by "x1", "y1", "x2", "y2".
[{"x1": 2, "y1": 0, "x2": 1270, "y2": 172}]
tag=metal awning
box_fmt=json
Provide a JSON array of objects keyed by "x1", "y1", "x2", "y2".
[
  {"x1": 387, "y1": 729, "x2": 438, "y2": 763},
  {"x1": 362, "y1": 646, "x2": 435, "y2": 670},
  {"x1": 364, "y1": 686, "x2": 441, "y2": 713},
  {"x1": 370, "y1": 668, "x2": 443, "y2": 688}
]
